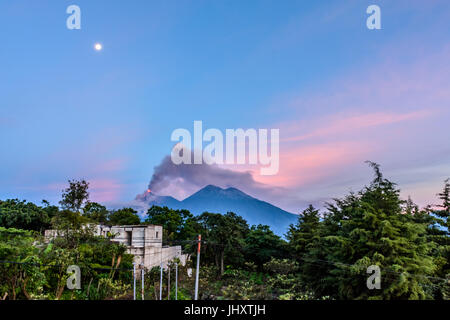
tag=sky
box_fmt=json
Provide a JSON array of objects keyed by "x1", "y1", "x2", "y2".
[{"x1": 0, "y1": 0, "x2": 449, "y2": 214}]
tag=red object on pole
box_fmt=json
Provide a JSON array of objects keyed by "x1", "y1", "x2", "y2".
[{"x1": 197, "y1": 234, "x2": 202, "y2": 253}]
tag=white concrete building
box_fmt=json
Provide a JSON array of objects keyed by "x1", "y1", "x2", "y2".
[{"x1": 45, "y1": 224, "x2": 187, "y2": 270}]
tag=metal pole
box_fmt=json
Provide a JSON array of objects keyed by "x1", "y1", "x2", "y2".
[
  {"x1": 175, "y1": 262, "x2": 178, "y2": 301},
  {"x1": 133, "y1": 263, "x2": 136, "y2": 301},
  {"x1": 159, "y1": 261, "x2": 163, "y2": 300},
  {"x1": 141, "y1": 265, "x2": 145, "y2": 300},
  {"x1": 194, "y1": 234, "x2": 201, "y2": 300},
  {"x1": 168, "y1": 266, "x2": 171, "y2": 300}
]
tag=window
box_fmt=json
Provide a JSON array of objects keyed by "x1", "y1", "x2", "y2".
[
  {"x1": 156, "y1": 231, "x2": 159, "y2": 239},
  {"x1": 126, "y1": 231, "x2": 132, "y2": 246}
]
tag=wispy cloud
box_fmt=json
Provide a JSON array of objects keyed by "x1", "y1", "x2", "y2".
[
  {"x1": 282, "y1": 110, "x2": 433, "y2": 143},
  {"x1": 89, "y1": 179, "x2": 125, "y2": 203}
]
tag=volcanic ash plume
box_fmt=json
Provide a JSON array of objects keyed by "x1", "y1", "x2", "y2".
[{"x1": 135, "y1": 152, "x2": 269, "y2": 202}]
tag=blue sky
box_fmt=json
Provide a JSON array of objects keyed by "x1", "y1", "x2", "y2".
[{"x1": 1, "y1": 0, "x2": 449, "y2": 212}]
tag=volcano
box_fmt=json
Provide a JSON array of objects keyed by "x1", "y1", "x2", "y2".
[
  {"x1": 136, "y1": 185, "x2": 297, "y2": 236},
  {"x1": 135, "y1": 189, "x2": 182, "y2": 208}
]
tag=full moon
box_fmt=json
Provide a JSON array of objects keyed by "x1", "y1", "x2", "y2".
[{"x1": 94, "y1": 43, "x2": 103, "y2": 51}]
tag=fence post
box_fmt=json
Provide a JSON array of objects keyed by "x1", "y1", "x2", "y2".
[
  {"x1": 159, "y1": 261, "x2": 163, "y2": 300},
  {"x1": 133, "y1": 263, "x2": 136, "y2": 301},
  {"x1": 141, "y1": 264, "x2": 145, "y2": 300},
  {"x1": 194, "y1": 234, "x2": 201, "y2": 300},
  {"x1": 175, "y1": 262, "x2": 178, "y2": 300}
]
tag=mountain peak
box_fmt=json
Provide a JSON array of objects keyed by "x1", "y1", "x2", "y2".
[
  {"x1": 203, "y1": 184, "x2": 223, "y2": 191},
  {"x1": 137, "y1": 183, "x2": 297, "y2": 236},
  {"x1": 193, "y1": 185, "x2": 253, "y2": 200},
  {"x1": 224, "y1": 186, "x2": 244, "y2": 193}
]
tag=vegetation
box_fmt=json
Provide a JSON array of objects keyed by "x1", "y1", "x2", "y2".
[
  {"x1": 0, "y1": 164, "x2": 449, "y2": 300},
  {"x1": 107, "y1": 208, "x2": 140, "y2": 226}
]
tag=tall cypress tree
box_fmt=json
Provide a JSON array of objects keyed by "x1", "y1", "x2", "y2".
[
  {"x1": 437, "y1": 179, "x2": 450, "y2": 218},
  {"x1": 309, "y1": 162, "x2": 436, "y2": 299},
  {"x1": 432, "y1": 179, "x2": 450, "y2": 299},
  {"x1": 287, "y1": 205, "x2": 331, "y2": 296},
  {"x1": 287, "y1": 205, "x2": 320, "y2": 259}
]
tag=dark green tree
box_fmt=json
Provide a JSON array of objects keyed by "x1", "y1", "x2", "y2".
[
  {"x1": 51, "y1": 209, "x2": 88, "y2": 231},
  {"x1": 324, "y1": 162, "x2": 436, "y2": 299},
  {"x1": 286, "y1": 205, "x2": 321, "y2": 260},
  {"x1": 83, "y1": 202, "x2": 108, "y2": 224},
  {"x1": 195, "y1": 212, "x2": 249, "y2": 275},
  {"x1": 263, "y1": 258, "x2": 302, "y2": 299},
  {"x1": 437, "y1": 179, "x2": 450, "y2": 217},
  {"x1": 0, "y1": 199, "x2": 52, "y2": 233},
  {"x1": 244, "y1": 224, "x2": 286, "y2": 267},
  {"x1": 430, "y1": 179, "x2": 450, "y2": 299},
  {"x1": 145, "y1": 206, "x2": 199, "y2": 243},
  {"x1": 300, "y1": 162, "x2": 437, "y2": 299},
  {"x1": 0, "y1": 227, "x2": 44, "y2": 300},
  {"x1": 108, "y1": 208, "x2": 140, "y2": 226},
  {"x1": 286, "y1": 204, "x2": 323, "y2": 294}
]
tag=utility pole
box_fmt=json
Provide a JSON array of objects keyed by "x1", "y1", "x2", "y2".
[
  {"x1": 141, "y1": 264, "x2": 145, "y2": 300},
  {"x1": 133, "y1": 263, "x2": 136, "y2": 301},
  {"x1": 167, "y1": 265, "x2": 171, "y2": 300},
  {"x1": 159, "y1": 261, "x2": 163, "y2": 300},
  {"x1": 194, "y1": 234, "x2": 201, "y2": 300},
  {"x1": 175, "y1": 262, "x2": 178, "y2": 301}
]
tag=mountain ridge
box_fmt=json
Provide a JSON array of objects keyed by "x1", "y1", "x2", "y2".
[{"x1": 136, "y1": 185, "x2": 298, "y2": 236}]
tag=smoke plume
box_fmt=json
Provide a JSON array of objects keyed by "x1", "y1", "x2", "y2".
[{"x1": 136, "y1": 152, "x2": 278, "y2": 202}]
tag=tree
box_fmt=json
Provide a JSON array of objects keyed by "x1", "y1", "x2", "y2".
[
  {"x1": 51, "y1": 209, "x2": 89, "y2": 231},
  {"x1": 108, "y1": 208, "x2": 140, "y2": 226},
  {"x1": 313, "y1": 162, "x2": 436, "y2": 299},
  {"x1": 41, "y1": 200, "x2": 59, "y2": 223},
  {"x1": 195, "y1": 212, "x2": 249, "y2": 275},
  {"x1": 0, "y1": 227, "x2": 45, "y2": 300},
  {"x1": 431, "y1": 179, "x2": 450, "y2": 299},
  {"x1": 83, "y1": 202, "x2": 108, "y2": 224},
  {"x1": 59, "y1": 179, "x2": 90, "y2": 212},
  {"x1": 145, "y1": 206, "x2": 199, "y2": 243},
  {"x1": 404, "y1": 196, "x2": 419, "y2": 215},
  {"x1": 286, "y1": 205, "x2": 321, "y2": 261},
  {"x1": 286, "y1": 204, "x2": 323, "y2": 293},
  {"x1": 244, "y1": 224, "x2": 286, "y2": 267},
  {"x1": 0, "y1": 199, "x2": 53, "y2": 233},
  {"x1": 437, "y1": 178, "x2": 450, "y2": 218},
  {"x1": 263, "y1": 258, "x2": 303, "y2": 299}
]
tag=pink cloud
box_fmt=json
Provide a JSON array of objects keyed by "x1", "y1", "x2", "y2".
[
  {"x1": 282, "y1": 109, "x2": 433, "y2": 143},
  {"x1": 29, "y1": 179, "x2": 125, "y2": 204},
  {"x1": 93, "y1": 158, "x2": 127, "y2": 173},
  {"x1": 245, "y1": 141, "x2": 373, "y2": 188},
  {"x1": 86, "y1": 179, "x2": 125, "y2": 204}
]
